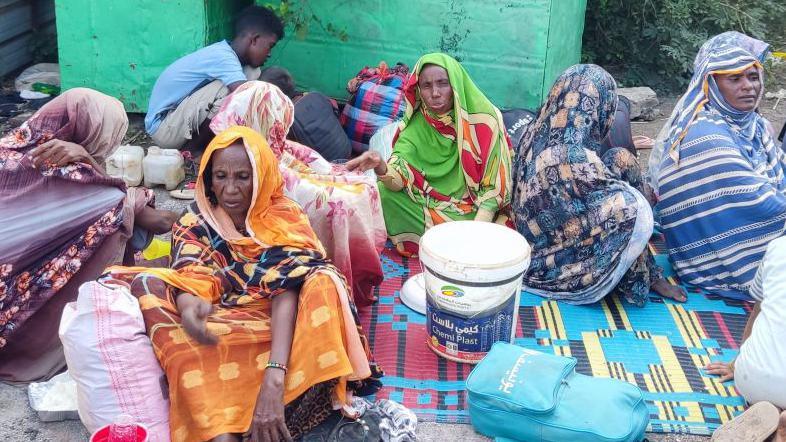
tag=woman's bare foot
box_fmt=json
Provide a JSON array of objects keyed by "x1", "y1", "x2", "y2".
[
  {"x1": 643, "y1": 182, "x2": 658, "y2": 208},
  {"x1": 136, "y1": 206, "x2": 179, "y2": 234},
  {"x1": 774, "y1": 410, "x2": 786, "y2": 442},
  {"x1": 651, "y1": 278, "x2": 687, "y2": 302}
]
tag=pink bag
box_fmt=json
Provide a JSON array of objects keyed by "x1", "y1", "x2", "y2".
[{"x1": 59, "y1": 281, "x2": 170, "y2": 442}]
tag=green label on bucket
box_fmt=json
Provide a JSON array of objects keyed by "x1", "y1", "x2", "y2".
[{"x1": 440, "y1": 285, "x2": 465, "y2": 298}]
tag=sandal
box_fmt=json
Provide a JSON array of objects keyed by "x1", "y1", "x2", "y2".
[
  {"x1": 169, "y1": 181, "x2": 195, "y2": 200},
  {"x1": 633, "y1": 135, "x2": 655, "y2": 150},
  {"x1": 711, "y1": 401, "x2": 780, "y2": 442},
  {"x1": 298, "y1": 410, "x2": 381, "y2": 442}
]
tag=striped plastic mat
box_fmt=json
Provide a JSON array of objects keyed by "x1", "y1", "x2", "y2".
[{"x1": 358, "y1": 238, "x2": 750, "y2": 435}]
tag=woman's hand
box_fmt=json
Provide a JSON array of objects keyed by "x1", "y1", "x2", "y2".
[
  {"x1": 29, "y1": 139, "x2": 91, "y2": 168},
  {"x1": 175, "y1": 292, "x2": 218, "y2": 345},
  {"x1": 346, "y1": 151, "x2": 387, "y2": 175},
  {"x1": 248, "y1": 289, "x2": 297, "y2": 441},
  {"x1": 705, "y1": 360, "x2": 735, "y2": 382},
  {"x1": 248, "y1": 368, "x2": 292, "y2": 442}
]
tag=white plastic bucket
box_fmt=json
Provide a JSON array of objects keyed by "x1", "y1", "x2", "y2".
[{"x1": 420, "y1": 221, "x2": 530, "y2": 363}]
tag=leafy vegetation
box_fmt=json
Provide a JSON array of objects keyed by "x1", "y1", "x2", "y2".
[
  {"x1": 582, "y1": 0, "x2": 786, "y2": 92},
  {"x1": 263, "y1": 1, "x2": 349, "y2": 42}
]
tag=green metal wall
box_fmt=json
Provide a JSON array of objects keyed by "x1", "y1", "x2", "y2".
[
  {"x1": 55, "y1": 0, "x2": 586, "y2": 112},
  {"x1": 543, "y1": 0, "x2": 589, "y2": 103},
  {"x1": 262, "y1": 0, "x2": 587, "y2": 110},
  {"x1": 206, "y1": 0, "x2": 251, "y2": 43},
  {"x1": 55, "y1": 0, "x2": 249, "y2": 112}
]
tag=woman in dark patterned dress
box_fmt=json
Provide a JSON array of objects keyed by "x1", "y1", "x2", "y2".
[{"x1": 511, "y1": 64, "x2": 685, "y2": 306}]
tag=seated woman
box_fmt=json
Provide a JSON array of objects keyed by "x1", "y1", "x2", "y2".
[
  {"x1": 347, "y1": 53, "x2": 513, "y2": 256},
  {"x1": 0, "y1": 88, "x2": 177, "y2": 382},
  {"x1": 648, "y1": 31, "x2": 773, "y2": 188},
  {"x1": 652, "y1": 33, "x2": 785, "y2": 300},
  {"x1": 108, "y1": 126, "x2": 381, "y2": 442},
  {"x1": 209, "y1": 81, "x2": 386, "y2": 305},
  {"x1": 511, "y1": 64, "x2": 685, "y2": 305}
]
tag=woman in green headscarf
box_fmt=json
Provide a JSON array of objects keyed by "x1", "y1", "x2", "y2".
[{"x1": 347, "y1": 53, "x2": 512, "y2": 256}]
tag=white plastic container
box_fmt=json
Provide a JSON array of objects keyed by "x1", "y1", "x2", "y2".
[
  {"x1": 143, "y1": 146, "x2": 185, "y2": 190},
  {"x1": 28, "y1": 371, "x2": 79, "y2": 422},
  {"x1": 369, "y1": 121, "x2": 398, "y2": 162},
  {"x1": 106, "y1": 145, "x2": 145, "y2": 187},
  {"x1": 420, "y1": 221, "x2": 531, "y2": 363}
]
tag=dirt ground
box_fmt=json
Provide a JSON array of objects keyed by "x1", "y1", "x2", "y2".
[
  {"x1": 630, "y1": 95, "x2": 786, "y2": 160},
  {"x1": 0, "y1": 381, "x2": 711, "y2": 442},
  {"x1": 1, "y1": 91, "x2": 784, "y2": 441}
]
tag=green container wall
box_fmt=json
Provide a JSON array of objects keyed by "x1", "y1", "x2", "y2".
[
  {"x1": 55, "y1": 0, "x2": 250, "y2": 112},
  {"x1": 55, "y1": 0, "x2": 586, "y2": 112},
  {"x1": 263, "y1": 0, "x2": 587, "y2": 110}
]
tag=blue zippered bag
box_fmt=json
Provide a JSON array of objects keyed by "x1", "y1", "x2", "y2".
[{"x1": 467, "y1": 342, "x2": 649, "y2": 442}]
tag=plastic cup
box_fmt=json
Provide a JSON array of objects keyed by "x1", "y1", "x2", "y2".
[{"x1": 89, "y1": 423, "x2": 148, "y2": 442}]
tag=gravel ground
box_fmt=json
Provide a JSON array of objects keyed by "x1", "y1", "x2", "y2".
[
  {"x1": 0, "y1": 380, "x2": 708, "y2": 441},
  {"x1": 5, "y1": 93, "x2": 784, "y2": 441}
]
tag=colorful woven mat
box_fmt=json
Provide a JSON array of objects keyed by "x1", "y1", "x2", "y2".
[{"x1": 358, "y1": 239, "x2": 751, "y2": 435}]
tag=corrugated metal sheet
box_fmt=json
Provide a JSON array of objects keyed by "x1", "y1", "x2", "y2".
[{"x1": 0, "y1": 0, "x2": 56, "y2": 77}]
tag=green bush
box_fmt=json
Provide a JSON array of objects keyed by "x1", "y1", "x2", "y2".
[{"x1": 582, "y1": 0, "x2": 786, "y2": 92}]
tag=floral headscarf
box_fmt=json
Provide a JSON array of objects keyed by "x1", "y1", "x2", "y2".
[{"x1": 209, "y1": 81, "x2": 293, "y2": 156}]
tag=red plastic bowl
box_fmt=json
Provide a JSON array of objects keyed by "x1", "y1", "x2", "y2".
[{"x1": 90, "y1": 424, "x2": 149, "y2": 442}]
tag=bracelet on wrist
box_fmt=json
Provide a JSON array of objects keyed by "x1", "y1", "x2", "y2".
[{"x1": 265, "y1": 361, "x2": 288, "y2": 373}]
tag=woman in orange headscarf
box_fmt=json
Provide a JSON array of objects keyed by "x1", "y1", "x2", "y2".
[
  {"x1": 210, "y1": 81, "x2": 386, "y2": 306},
  {"x1": 108, "y1": 126, "x2": 381, "y2": 442}
]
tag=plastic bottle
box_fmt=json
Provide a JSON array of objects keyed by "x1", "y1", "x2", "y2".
[
  {"x1": 143, "y1": 146, "x2": 185, "y2": 190},
  {"x1": 32, "y1": 82, "x2": 61, "y2": 95},
  {"x1": 107, "y1": 414, "x2": 137, "y2": 442},
  {"x1": 142, "y1": 238, "x2": 171, "y2": 261},
  {"x1": 106, "y1": 145, "x2": 145, "y2": 187}
]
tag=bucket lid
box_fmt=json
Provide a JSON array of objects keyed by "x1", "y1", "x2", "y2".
[
  {"x1": 420, "y1": 221, "x2": 530, "y2": 281},
  {"x1": 400, "y1": 273, "x2": 426, "y2": 315}
]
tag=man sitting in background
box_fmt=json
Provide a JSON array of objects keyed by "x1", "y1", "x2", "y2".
[
  {"x1": 259, "y1": 66, "x2": 353, "y2": 161},
  {"x1": 144, "y1": 5, "x2": 283, "y2": 153}
]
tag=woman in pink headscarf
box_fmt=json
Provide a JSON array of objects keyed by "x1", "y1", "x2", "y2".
[
  {"x1": 0, "y1": 88, "x2": 177, "y2": 382},
  {"x1": 210, "y1": 81, "x2": 386, "y2": 305}
]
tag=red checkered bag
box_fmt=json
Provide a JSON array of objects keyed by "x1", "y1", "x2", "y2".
[{"x1": 339, "y1": 62, "x2": 409, "y2": 153}]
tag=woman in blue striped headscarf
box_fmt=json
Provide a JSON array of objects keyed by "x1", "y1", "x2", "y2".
[
  {"x1": 653, "y1": 32, "x2": 786, "y2": 300},
  {"x1": 648, "y1": 31, "x2": 772, "y2": 187}
]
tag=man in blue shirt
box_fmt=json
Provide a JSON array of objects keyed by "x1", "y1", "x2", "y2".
[{"x1": 145, "y1": 5, "x2": 283, "y2": 152}]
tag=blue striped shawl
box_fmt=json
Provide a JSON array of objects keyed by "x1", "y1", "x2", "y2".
[
  {"x1": 656, "y1": 96, "x2": 786, "y2": 300},
  {"x1": 653, "y1": 34, "x2": 785, "y2": 300},
  {"x1": 649, "y1": 32, "x2": 771, "y2": 193}
]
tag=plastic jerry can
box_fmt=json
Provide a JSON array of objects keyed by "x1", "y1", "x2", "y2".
[
  {"x1": 105, "y1": 145, "x2": 144, "y2": 187},
  {"x1": 143, "y1": 146, "x2": 185, "y2": 190}
]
